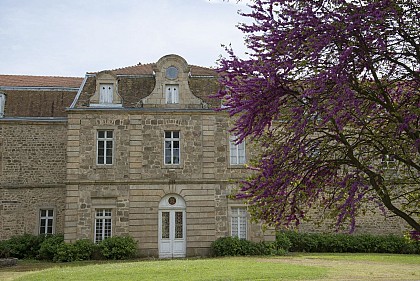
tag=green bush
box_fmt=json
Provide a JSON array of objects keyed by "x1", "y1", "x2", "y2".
[
  {"x1": 279, "y1": 231, "x2": 420, "y2": 254},
  {"x1": 99, "y1": 236, "x2": 137, "y2": 260},
  {"x1": 38, "y1": 234, "x2": 64, "y2": 260},
  {"x1": 4, "y1": 234, "x2": 46, "y2": 259},
  {"x1": 211, "y1": 236, "x2": 287, "y2": 257},
  {"x1": 275, "y1": 232, "x2": 292, "y2": 252},
  {"x1": 53, "y1": 239, "x2": 97, "y2": 262}
]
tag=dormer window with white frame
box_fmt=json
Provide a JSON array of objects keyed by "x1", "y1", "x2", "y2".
[
  {"x1": 166, "y1": 85, "x2": 179, "y2": 104},
  {"x1": 99, "y1": 84, "x2": 114, "y2": 104},
  {"x1": 89, "y1": 71, "x2": 122, "y2": 107}
]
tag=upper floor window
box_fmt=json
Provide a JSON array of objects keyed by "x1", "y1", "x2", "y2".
[
  {"x1": 0, "y1": 92, "x2": 5, "y2": 118},
  {"x1": 166, "y1": 66, "x2": 179, "y2": 79},
  {"x1": 230, "y1": 137, "x2": 246, "y2": 165},
  {"x1": 99, "y1": 84, "x2": 114, "y2": 104},
  {"x1": 166, "y1": 85, "x2": 179, "y2": 104},
  {"x1": 231, "y1": 207, "x2": 247, "y2": 239},
  {"x1": 382, "y1": 154, "x2": 396, "y2": 170},
  {"x1": 164, "y1": 131, "x2": 180, "y2": 165},
  {"x1": 39, "y1": 209, "x2": 54, "y2": 235},
  {"x1": 94, "y1": 209, "x2": 112, "y2": 243},
  {"x1": 97, "y1": 130, "x2": 113, "y2": 165}
]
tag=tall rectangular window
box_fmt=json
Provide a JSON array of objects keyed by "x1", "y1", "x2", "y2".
[
  {"x1": 166, "y1": 85, "x2": 179, "y2": 104},
  {"x1": 231, "y1": 207, "x2": 247, "y2": 239},
  {"x1": 0, "y1": 93, "x2": 5, "y2": 118},
  {"x1": 94, "y1": 209, "x2": 112, "y2": 243},
  {"x1": 164, "y1": 131, "x2": 180, "y2": 165},
  {"x1": 39, "y1": 209, "x2": 54, "y2": 235},
  {"x1": 97, "y1": 130, "x2": 113, "y2": 165},
  {"x1": 99, "y1": 84, "x2": 114, "y2": 104},
  {"x1": 230, "y1": 137, "x2": 246, "y2": 165}
]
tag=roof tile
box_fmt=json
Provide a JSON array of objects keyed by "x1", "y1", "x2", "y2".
[{"x1": 0, "y1": 75, "x2": 83, "y2": 88}]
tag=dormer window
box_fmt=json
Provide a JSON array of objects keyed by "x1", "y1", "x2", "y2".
[
  {"x1": 100, "y1": 84, "x2": 114, "y2": 104},
  {"x1": 166, "y1": 85, "x2": 179, "y2": 104},
  {"x1": 89, "y1": 71, "x2": 122, "y2": 107}
]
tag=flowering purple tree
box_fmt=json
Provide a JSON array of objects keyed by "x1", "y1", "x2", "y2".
[{"x1": 217, "y1": 0, "x2": 420, "y2": 232}]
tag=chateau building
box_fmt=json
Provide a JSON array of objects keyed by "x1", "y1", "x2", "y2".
[
  {"x1": 0, "y1": 55, "x2": 273, "y2": 258},
  {"x1": 0, "y1": 54, "x2": 408, "y2": 258}
]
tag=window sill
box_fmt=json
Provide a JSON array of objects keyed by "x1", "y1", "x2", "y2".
[{"x1": 229, "y1": 164, "x2": 247, "y2": 169}]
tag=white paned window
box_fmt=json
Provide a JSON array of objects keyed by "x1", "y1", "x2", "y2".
[
  {"x1": 382, "y1": 154, "x2": 396, "y2": 170},
  {"x1": 99, "y1": 84, "x2": 114, "y2": 104},
  {"x1": 166, "y1": 85, "x2": 179, "y2": 104},
  {"x1": 230, "y1": 137, "x2": 246, "y2": 165},
  {"x1": 39, "y1": 209, "x2": 54, "y2": 235},
  {"x1": 164, "y1": 131, "x2": 180, "y2": 165},
  {"x1": 97, "y1": 130, "x2": 113, "y2": 165},
  {"x1": 0, "y1": 93, "x2": 5, "y2": 118},
  {"x1": 94, "y1": 209, "x2": 112, "y2": 243},
  {"x1": 231, "y1": 207, "x2": 247, "y2": 239}
]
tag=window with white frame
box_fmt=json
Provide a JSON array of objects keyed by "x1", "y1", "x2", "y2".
[
  {"x1": 97, "y1": 130, "x2": 113, "y2": 165},
  {"x1": 164, "y1": 131, "x2": 180, "y2": 165},
  {"x1": 382, "y1": 154, "x2": 396, "y2": 170},
  {"x1": 39, "y1": 209, "x2": 54, "y2": 235},
  {"x1": 99, "y1": 84, "x2": 114, "y2": 104},
  {"x1": 94, "y1": 209, "x2": 112, "y2": 243},
  {"x1": 0, "y1": 92, "x2": 5, "y2": 118},
  {"x1": 230, "y1": 137, "x2": 246, "y2": 165},
  {"x1": 166, "y1": 85, "x2": 179, "y2": 104},
  {"x1": 231, "y1": 207, "x2": 247, "y2": 239}
]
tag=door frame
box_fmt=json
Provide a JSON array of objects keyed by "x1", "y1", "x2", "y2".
[{"x1": 158, "y1": 194, "x2": 186, "y2": 258}]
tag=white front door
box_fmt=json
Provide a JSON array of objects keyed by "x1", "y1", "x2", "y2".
[
  {"x1": 158, "y1": 194, "x2": 186, "y2": 258},
  {"x1": 159, "y1": 210, "x2": 186, "y2": 258}
]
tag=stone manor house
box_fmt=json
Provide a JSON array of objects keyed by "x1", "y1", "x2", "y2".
[{"x1": 0, "y1": 54, "x2": 408, "y2": 258}]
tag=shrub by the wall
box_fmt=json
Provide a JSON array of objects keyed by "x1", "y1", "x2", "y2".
[
  {"x1": 280, "y1": 231, "x2": 420, "y2": 254},
  {"x1": 99, "y1": 236, "x2": 137, "y2": 260},
  {"x1": 210, "y1": 236, "x2": 288, "y2": 257},
  {"x1": 1, "y1": 234, "x2": 46, "y2": 259},
  {"x1": 38, "y1": 234, "x2": 64, "y2": 260},
  {"x1": 53, "y1": 239, "x2": 97, "y2": 262}
]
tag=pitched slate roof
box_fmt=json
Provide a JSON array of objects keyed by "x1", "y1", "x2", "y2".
[{"x1": 0, "y1": 75, "x2": 83, "y2": 88}]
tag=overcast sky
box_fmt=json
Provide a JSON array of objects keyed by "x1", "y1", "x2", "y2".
[{"x1": 0, "y1": 0, "x2": 251, "y2": 77}]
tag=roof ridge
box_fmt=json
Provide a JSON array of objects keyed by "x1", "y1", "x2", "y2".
[{"x1": 0, "y1": 74, "x2": 83, "y2": 79}]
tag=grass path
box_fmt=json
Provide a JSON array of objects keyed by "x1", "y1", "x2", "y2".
[{"x1": 1, "y1": 253, "x2": 419, "y2": 281}]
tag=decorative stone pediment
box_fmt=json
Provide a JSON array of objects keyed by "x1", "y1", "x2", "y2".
[{"x1": 141, "y1": 54, "x2": 208, "y2": 108}]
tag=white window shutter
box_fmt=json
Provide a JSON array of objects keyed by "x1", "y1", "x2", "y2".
[{"x1": 100, "y1": 84, "x2": 113, "y2": 104}]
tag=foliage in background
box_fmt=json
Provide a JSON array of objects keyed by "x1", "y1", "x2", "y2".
[{"x1": 216, "y1": 0, "x2": 420, "y2": 232}]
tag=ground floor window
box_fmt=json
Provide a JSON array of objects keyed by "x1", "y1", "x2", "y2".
[
  {"x1": 231, "y1": 207, "x2": 247, "y2": 239},
  {"x1": 39, "y1": 209, "x2": 54, "y2": 235},
  {"x1": 94, "y1": 209, "x2": 112, "y2": 243}
]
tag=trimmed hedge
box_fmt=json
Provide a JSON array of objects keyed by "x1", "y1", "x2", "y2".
[
  {"x1": 0, "y1": 234, "x2": 138, "y2": 261},
  {"x1": 211, "y1": 236, "x2": 288, "y2": 256},
  {"x1": 281, "y1": 231, "x2": 420, "y2": 254}
]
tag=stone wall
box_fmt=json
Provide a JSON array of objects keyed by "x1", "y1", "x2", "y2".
[
  {"x1": 0, "y1": 186, "x2": 65, "y2": 240},
  {"x1": 0, "y1": 120, "x2": 68, "y2": 240},
  {"x1": 64, "y1": 109, "x2": 270, "y2": 257},
  {"x1": 0, "y1": 120, "x2": 67, "y2": 186}
]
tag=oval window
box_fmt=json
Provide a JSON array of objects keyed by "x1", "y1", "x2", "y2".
[{"x1": 166, "y1": 66, "x2": 179, "y2": 79}]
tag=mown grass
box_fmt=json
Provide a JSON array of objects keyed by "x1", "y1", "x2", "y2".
[{"x1": 1, "y1": 253, "x2": 419, "y2": 281}]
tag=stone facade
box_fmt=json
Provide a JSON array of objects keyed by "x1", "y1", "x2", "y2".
[{"x1": 0, "y1": 55, "x2": 410, "y2": 258}]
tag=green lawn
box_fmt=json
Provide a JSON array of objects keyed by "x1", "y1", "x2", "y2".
[{"x1": 1, "y1": 253, "x2": 419, "y2": 281}]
